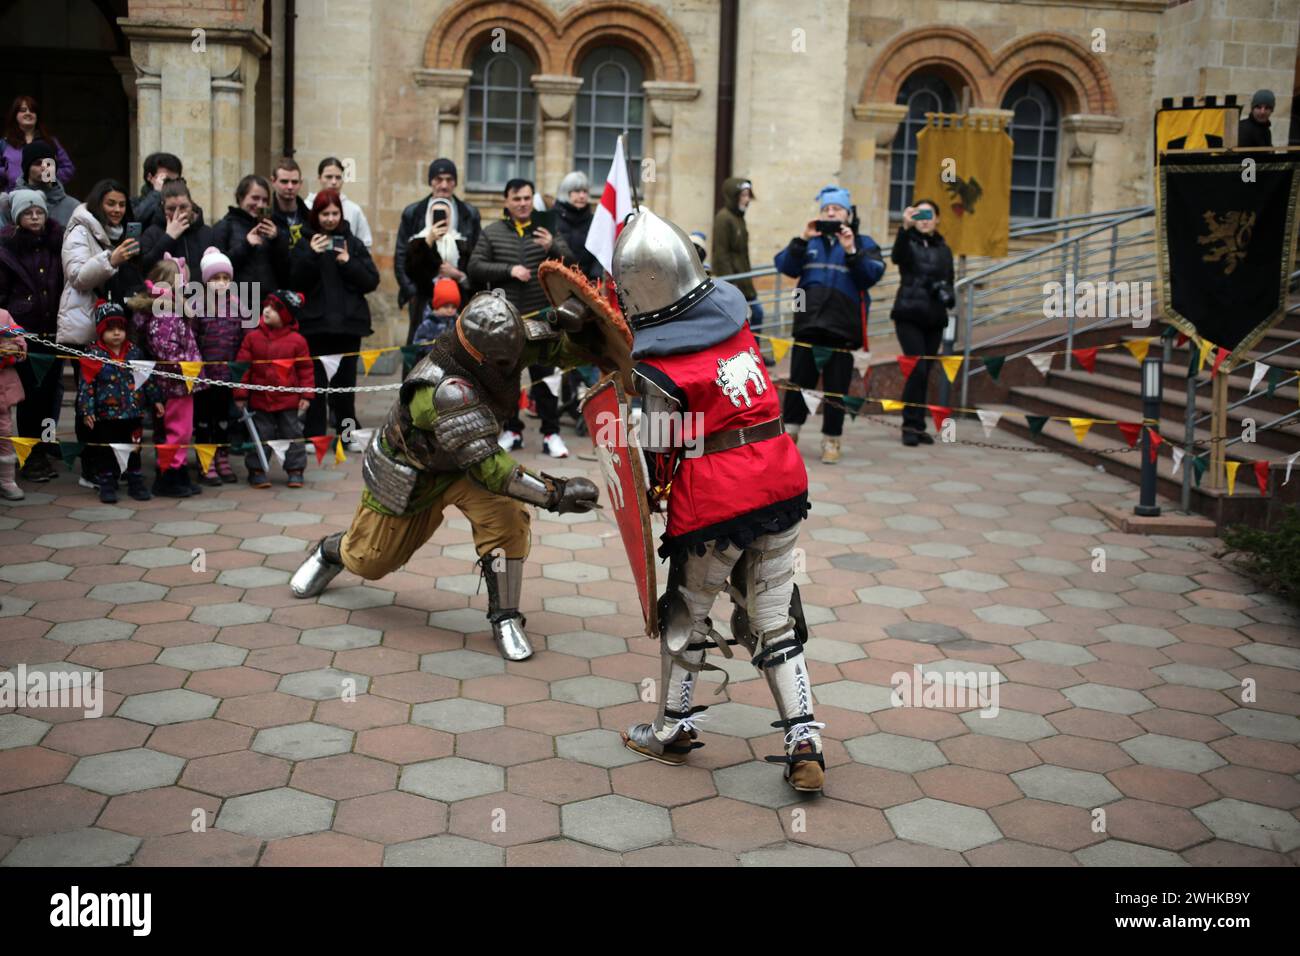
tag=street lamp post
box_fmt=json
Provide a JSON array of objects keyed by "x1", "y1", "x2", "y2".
[{"x1": 1136, "y1": 355, "x2": 1163, "y2": 517}]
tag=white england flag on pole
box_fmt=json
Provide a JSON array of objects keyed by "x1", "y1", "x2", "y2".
[{"x1": 585, "y1": 136, "x2": 634, "y2": 275}]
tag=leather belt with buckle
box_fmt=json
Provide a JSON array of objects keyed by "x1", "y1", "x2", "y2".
[{"x1": 701, "y1": 416, "x2": 785, "y2": 455}]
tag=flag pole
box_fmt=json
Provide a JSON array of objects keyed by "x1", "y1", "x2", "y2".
[{"x1": 622, "y1": 133, "x2": 640, "y2": 212}]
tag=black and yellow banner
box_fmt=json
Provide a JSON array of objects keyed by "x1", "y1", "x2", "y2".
[{"x1": 913, "y1": 113, "x2": 1013, "y2": 258}]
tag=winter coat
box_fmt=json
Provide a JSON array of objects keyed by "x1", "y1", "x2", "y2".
[
  {"x1": 195, "y1": 288, "x2": 248, "y2": 383},
  {"x1": 75, "y1": 341, "x2": 159, "y2": 422},
  {"x1": 0, "y1": 309, "x2": 27, "y2": 408},
  {"x1": 889, "y1": 226, "x2": 956, "y2": 330},
  {"x1": 0, "y1": 221, "x2": 64, "y2": 335},
  {"x1": 395, "y1": 194, "x2": 482, "y2": 308},
  {"x1": 305, "y1": 192, "x2": 373, "y2": 248},
  {"x1": 133, "y1": 186, "x2": 206, "y2": 233},
  {"x1": 0, "y1": 137, "x2": 74, "y2": 193},
  {"x1": 234, "y1": 312, "x2": 314, "y2": 413},
  {"x1": 711, "y1": 177, "x2": 755, "y2": 299},
  {"x1": 131, "y1": 296, "x2": 207, "y2": 399},
  {"x1": 554, "y1": 200, "x2": 600, "y2": 281},
  {"x1": 289, "y1": 221, "x2": 380, "y2": 339},
  {"x1": 774, "y1": 231, "x2": 884, "y2": 348},
  {"x1": 0, "y1": 178, "x2": 79, "y2": 228},
  {"x1": 139, "y1": 207, "x2": 215, "y2": 284},
  {"x1": 212, "y1": 204, "x2": 291, "y2": 294},
  {"x1": 468, "y1": 215, "x2": 575, "y2": 317},
  {"x1": 58, "y1": 203, "x2": 126, "y2": 344},
  {"x1": 1237, "y1": 116, "x2": 1272, "y2": 148},
  {"x1": 271, "y1": 196, "x2": 312, "y2": 252}
]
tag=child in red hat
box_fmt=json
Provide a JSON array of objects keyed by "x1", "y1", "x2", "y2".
[{"x1": 412, "y1": 277, "x2": 461, "y2": 360}]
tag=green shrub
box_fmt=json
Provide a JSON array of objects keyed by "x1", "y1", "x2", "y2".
[{"x1": 1220, "y1": 506, "x2": 1300, "y2": 603}]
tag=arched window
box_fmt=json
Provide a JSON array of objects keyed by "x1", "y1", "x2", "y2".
[
  {"x1": 466, "y1": 43, "x2": 537, "y2": 190},
  {"x1": 574, "y1": 46, "x2": 645, "y2": 196},
  {"x1": 1002, "y1": 78, "x2": 1060, "y2": 222},
  {"x1": 890, "y1": 73, "x2": 958, "y2": 216}
]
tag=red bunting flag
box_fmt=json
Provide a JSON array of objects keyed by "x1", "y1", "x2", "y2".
[
  {"x1": 929, "y1": 405, "x2": 952, "y2": 432},
  {"x1": 896, "y1": 355, "x2": 919, "y2": 380},
  {"x1": 1253, "y1": 461, "x2": 1270, "y2": 496},
  {"x1": 1210, "y1": 347, "x2": 1230, "y2": 377},
  {"x1": 310, "y1": 435, "x2": 333, "y2": 465},
  {"x1": 1072, "y1": 347, "x2": 1098, "y2": 373},
  {"x1": 155, "y1": 443, "x2": 182, "y2": 471},
  {"x1": 80, "y1": 357, "x2": 103, "y2": 383},
  {"x1": 1175, "y1": 332, "x2": 1188, "y2": 348},
  {"x1": 1147, "y1": 429, "x2": 1163, "y2": 464},
  {"x1": 272, "y1": 358, "x2": 297, "y2": 371},
  {"x1": 518, "y1": 388, "x2": 529, "y2": 410},
  {"x1": 1117, "y1": 422, "x2": 1142, "y2": 448}
]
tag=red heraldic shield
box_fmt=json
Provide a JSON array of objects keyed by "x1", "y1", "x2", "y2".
[{"x1": 580, "y1": 375, "x2": 658, "y2": 636}]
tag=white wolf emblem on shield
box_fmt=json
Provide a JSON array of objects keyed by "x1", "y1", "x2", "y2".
[
  {"x1": 715, "y1": 347, "x2": 767, "y2": 408},
  {"x1": 596, "y1": 445, "x2": 625, "y2": 510}
]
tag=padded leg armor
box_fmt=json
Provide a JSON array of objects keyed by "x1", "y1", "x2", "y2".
[
  {"x1": 290, "y1": 532, "x2": 345, "y2": 598},
  {"x1": 478, "y1": 554, "x2": 534, "y2": 662}
]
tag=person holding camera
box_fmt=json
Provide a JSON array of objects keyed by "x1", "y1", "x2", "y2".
[
  {"x1": 775, "y1": 185, "x2": 885, "y2": 464},
  {"x1": 213, "y1": 174, "x2": 291, "y2": 292},
  {"x1": 138, "y1": 179, "x2": 214, "y2": 286},
  {"x1": 891, "y1": 199, "x2": 955, "y2": 446},
  {"x1": 290, "y1": 189, "x2": 380, "y2": 442}
]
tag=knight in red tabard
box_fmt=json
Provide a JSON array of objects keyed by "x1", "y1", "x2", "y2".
[{"x1": 614, "y1": 208, "x2": 824, "y2": 791}]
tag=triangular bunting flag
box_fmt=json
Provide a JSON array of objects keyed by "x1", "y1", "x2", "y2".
[
  {"x1": 1171, "y1": 446, "x2": 1184, "y2": 475},
  {"x1": 1210, "y1": 347, "x2": 1229, "y2": 377},
  {"x1": 335, "y1": 436, "x2": 347, "y2": 464},
  {"x1": 267, "y1": 439, "x2": 292, "y2": 465},
  {"x1": 897, "y1": 355, "x2": 920, "y2": 380},
  {"x1": 1249, "y1": 362, "x2": 1268, "y2": 394},
  {"x1": 26, "y1": 352, "x2": 55, "y2": 386},
  {"x1": 1265, "y1": 365, "x2": 1284, "y2": 397},
  {"x1": 110, "y1": 443, "x2": 137, "y2": 473},
  {"x1": 129, "y1": 360, "x2": 155, "y2": 391},
  {"x1": 194, "y1": 444, "x2": 218, "y2": 474},
  {"x1": 802, "y1": 389, "x2": 822, "y2": 415},
  {"x1": 1253, "y1": 461, "x2": 1270, "y2": 496},
  {"x1": 1196, "y1": 338, "x2": 1213, "y2": 374},
  {"x1": 271, "y1": 358, "x2": 296, "y2": 372},
  {"x1": 843, "y1": 396, "x2": 865, "y2": 418},
  {"x1": 1284, "y1": 451, "x2": 1300, "y2": 485},
  {"x1": 58, "y1": 441, "x2": 85, "y2": 470},
  {"x1": 981, "y1": 355, "x2": 1005, "y2": 382},
  {"x1": 880, "y1": 399, "x2": 904, "y2": 412},
  {"x1": 1224, "y1": 460, "x2": 1240, "y2": 496},
  {"x1": 1027, "y1": 353, "x2": 1052, "y2": 377},
  {"x1": 1072, "y1": 347, "x2": 1098, "y2": 373},
  {"x1": 518, "y1": 388, "x2": 529, "y2": 410},
  {"x1": 1192, "y1": 455, "x2": 1207, "y2": 486},
  {"x1": 541, "y1": 372, "x2": 562, "y2": 397},
  {"x1": 79, "y1": 357, "x2": 103, "y2": 383},
  {"x1": 1117, "y1": 422, "x2": 1142, "y2": 448},
  {"x1": 401, "y1": 346, "x2": 420, "y2": 373},
  {"x1": 228, "y1": 360, "x2": 251, "y2": 382},
  {"x1": 155, "y1": 443, "x2": 183, "y2": 471},
  {"x1": 1123, "y1": 338, "x2": 1151, "y2": 365},
  {"x1": 1026, "y1": 415, "x2": 1048, "y2": 436},
  {"x1": 1148, "y1": 429, "x2": 1163, "y2": 464},
  {"x1": 1175, "y1": 331, "x2": 1188, "y2": 348},
  {"x1": 939, "y1": 356, "x2": 963, "y2": 384},
  {"x1": 770, "y1": 338, "x2": 792, "y2": 363},
  {"x1": 8, "y1": 436, "x2": 38, "y2": 466},
  {"x1": 310, "y1": 435, "x2": 332, "y2": 465},
  {"x1": 360, "y1": 349, "x2": 383, "y2": 375},
  {"x1": 929, "y1": 405, "x2": 952, "y2": 432},
  {"x1": 1068, "y1": 418, "x2": 1093, "y2": 443},
  {"x1": 810, "y1": 345, "x2": 834, "y2": 373},
  {"x1": 318, "y1": 354, "x2": 342, "y2": 382},
  {"x1": 976, "y1": 409, "x2": 1002, "y2": 438},
  {"x1": 179, "y1": 360, "x2": 203, "y2": 392}
]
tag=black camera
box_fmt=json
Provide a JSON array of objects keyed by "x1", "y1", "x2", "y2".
[{"x1": 928, "y1": 279, "x2": 957, "y2": 311}]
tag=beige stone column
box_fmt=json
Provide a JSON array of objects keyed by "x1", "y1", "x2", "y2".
[
  {"x1": 112, "y1": 55, "x2": 141, "y2": 192},
  {"x1": 531, "y1": 75, "x2": 583, "y2": 200},
  {"x1": 133, "y1": 68, "x2": 162, "y2": 184},
  {"x1": 641, "y1": 81, "x2": 701, "y2": 218},
  {"x1": 851, "y1": 103, "x2": 908, "y2": 241},
  {"x1": 413, "y1": 68, "x2": 473, "y2": 172},
  {"x1": 1062, "y1": 114, "x2": 1125, "y2": 218}
]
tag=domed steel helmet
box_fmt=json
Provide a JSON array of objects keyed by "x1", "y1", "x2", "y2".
[
  {"x1": 612, "y1": 207, "x2": 713, "y2": 330},
  {"x1": 456, "y1": 289, "x2": 524, "y2": 374}
]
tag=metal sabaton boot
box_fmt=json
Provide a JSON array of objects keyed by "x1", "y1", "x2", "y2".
[
  {"x1": 479, "y1": 554, "x2": 534, "y2": 661},
  {"x1": 290, "y1": 532, "x2": 345, "y2": 598}
]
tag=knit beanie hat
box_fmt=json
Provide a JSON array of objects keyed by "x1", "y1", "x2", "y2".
[
  {"x1": 8, "y1": 189, "x2": 46, "y2": 221},
  {"x1": 94, "y1": 299, "x2": 128, "y2": 338},
  {"x1": 816, "y1": 185, "x2": 852, "y2": 212},
  {"x1": 432, "y1": 277, "x2": 461, "y2": 310},
  {"x1": 428, "y1": 158, "x2": 458, "y2": 184},
  {"x1": 264, "y1": 289, "x2": 304, "y2": 325},
  {"x1": 200, "y1": 245, "x2": 234, "y2": 282},
  {"x1": 21, "y1": 140, "x2": 56, "y2": 181},
  {"x1": 1251, "y1": 89, "x2": 1276, "y2": 109}
]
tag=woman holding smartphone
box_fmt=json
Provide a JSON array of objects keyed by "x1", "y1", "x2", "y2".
[
  {"x1": 290, "y1": 189, "x2": 379, "y2": 442},
  {"x1": 213, "y1": 174, "x2": 291, "y2": 292}
]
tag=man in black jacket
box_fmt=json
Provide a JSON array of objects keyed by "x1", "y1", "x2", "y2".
[
  {"x1": 270, "y1": 157, "x2": 311, "y2": 252},
  {"x1": 1238, "y1": 90, "x2": 1275, "y2": 148},
  {"x1": 395, "y1": 158, "x2": 482, "y2": 345},
  {"x1": 134, "y1": 152, "x2": 184, "y2": 229}
]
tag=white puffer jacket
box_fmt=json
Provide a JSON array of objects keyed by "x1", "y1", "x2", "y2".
[{"x1": 57, "y1": 203, "x2": 119, "y2": 345}]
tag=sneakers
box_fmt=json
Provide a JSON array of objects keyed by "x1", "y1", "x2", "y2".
[
  {"x1": 821, "y1": 436, "x2": 841, "y2": 464},
  {"x1": 125, "y1": 471, "x2": 151, "y2": 501},
  {"x1": 0, "y1": 457, "x2": 24, "y2": 500},
  {"x1": 286, "y1": 471, "x2": 304, "y2": 488},
  {"x1": 248, "y1": 470, "x2": 272, "y2": 489},
  {"x1": 96, "y1": 472, "x2": 118, "y2": 504},
  {"x1": 498, "y1": 430, "x2": 522, "y2": 451},
  {"x1": 19, "y1": 450, "x2": 56, "y2": 483},
  {"x1": 78, "y1": 476, "x2": 98, "y2": 490},
  {"x1": 542, "y1": 433, "x2": 569, "y2": 458},
  {"x1": 216, "y1": 449, "x2": 238, "y2": 484}
]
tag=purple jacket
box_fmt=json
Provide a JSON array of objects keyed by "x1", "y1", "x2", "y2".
[
  {"x1": 134, "y1": 304, "x2": 207, "y2": 398},
  {"x1": 0, "y1": 222, "x2": 63, "y2": 335},
  {"x1": 196, "y1": 288, "x2": 247, "y2": 382},
  {"x1": 1, "y1": 137, "x2": 74, "y2": 193}
]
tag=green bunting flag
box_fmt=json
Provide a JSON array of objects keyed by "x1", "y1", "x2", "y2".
[
  {"x1": 1191, "y1": 455, "x2": 1208, "y2": 486},
  {"x1": 227, "y1": 361, "x2": 251, "y2": 381},
  {"x1": 842, "y1": 395, "x2": 865, "y2": 418},
  {"x1": 58, "y1": 441, "x2": 85, "y2": 469},
  {"x1": 1266, "y1": 365, "x2": 1285, "y2": 398},
  {"x1": 1026, "y1": 415, "x2": 1049, "y2": 436},
  {"x1": 811, "y1": 345, "x2": 834, "y2": 373},
  {"x1": 401, "y1": 345, "x2": 421, "y2": 373},
  {"x1": 26, "y1": 352, "x2": 56, "y2": 386},
  {"x1": 982, "y1": 355, "x2": 1005, "y2": 382}
]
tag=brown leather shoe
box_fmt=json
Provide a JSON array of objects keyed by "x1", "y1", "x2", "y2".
[{"x1": 787, "y1": 741, "x2": 825, "y2": 791}]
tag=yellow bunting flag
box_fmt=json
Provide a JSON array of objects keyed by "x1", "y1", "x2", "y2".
[
  {"x1": 1224, "y1": 460, "x2": 1240, "y2": 496},
  {"x1": 1068, "y1": 418, "x2": 1093, "y2": 444},
  {"x1": 194, "y1": 444, "x2": 218, "y2": 474},
  {"x1": 335, "y1": 436, "x2": 347, "y2": 464},
  {"x1": 8, "y1": 436, "x2": 39, "y2": 466},
  {"x1": 360, "y1": 350, "x2": 382, "y2": 375},
  {"x1": 1124, "y1": 338, "x2": 1151, "y2": 365},
  {"x1": 770, "y1": 338, "x2": 793, "y2": 364},
  {"x1": 939, "y1": 356, "x2": 963, "y2": 384},
  {"x1": 880, "y1": 399, "x2": 905, "y2": 412},
  {"x1": 1197, "y1": 338, "x2": 1213, "y2": 374},
  {"x1": 180, "y1": 361, "x2": 203, "y2": 392}
]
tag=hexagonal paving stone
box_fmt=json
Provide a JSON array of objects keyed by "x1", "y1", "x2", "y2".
[
  {"x1": 239, "y1": 536, "x2": 308, "y2": 555},
  {"x1": 420, "y1": 649, "x2": 505, "y2": 679},
  {"x1": 829, "y1": 553, "x2": 895, "y2": 573},
  {"x1": 1011, "y1": 765, "x2": 1121, "y2": 808},
  {"x1": 4, "y1": 828, "x2": 139, "y2": 867},
  {"x1": 252, "y1": 722, "x2": 354, "y2": 760},
  {"x1": 812, "y1": 527, "x2": 872, "y2": 544},
  {"x1": 884, "y1": 621, "x2": 967, "y2": 644},
  {"x1": 216, "y1": 787, "x2": 334, "y2": 840},
  {"x1": 121, "y1": 547, "x2": 194, "y2": 569},
  {"x1": 932, "y1": 481, "x2": 981, "y2": 494},
  {"x1": 1234, "y1": 643, "x2": 1300, "y2": 670},
  {"x1": 46, "y1": 618, "x2": 137, "y2": 646},
  {"x1": 983, "y1": 531, "x2": 1043, "y2": 547},
  {"x1": 975, "y1": 605, "x2": 1049, "y2": 627},
  {"x1": 1097, "y1": 624, "x2": 1177, "y2": 648},
  {"x1": 815, "y1": 681, "x2": 896, "y2": 714},
  {"x1": 426, "y1": 608, "x2": 490, "y2": 633},
  {"x1": 399, "y1": 756, "x2": 503, "y2": 802},
  {"x1": 1019, "y1": 490, "x2": 1072, "y2": 505},
  {"x1": 551, "y1": 676, "x2": 637, "y2": 708},
  {"x1": 544, "y1": 595, "x2": 619, "y2": 618},
  {"x1": 69, "y1": 505, "x2": 135, "y2": 522},
  {"x1": 542, "y1": 562, "x2": 610, "y2": 584},
  {"x1": 156, "y1": 643, "x2": 247, "y2": 671},
  {"x1": 1062, "y1": 684, "x2": 1155, "y2": 715},
  {"x1": 191, "y1": 602, "x2": 272, "y2": 626},
  {"x1": 1119, "y1": 734, "x2": 1228, "y2": 774},
  {"x1": 1057, "y1": 589, "x2": 1127, "y2": 610},
  {"x1": 32, "y1": 532, "x2": 106, "y2": 549},
  {"x1": 1075, "y1": 841, "x2": 1188, "y2": 867},
  {"x1": 863, "y1": 490, "x2": 917, "y2": 505},
  {"x1": 411, "y1": 699, "x2": 504, "y2": 734},
  {"x1": 318, "y1": 586, "x2": 394, "y2": 610},
  {"x1": 152, "y1": 520, "x2": 220, "y2": 535},
  {"x1": 277, "y1": 668, "x2": 370, "y2": 701},
  {"x1": 86, "y1": 581, "x2": 169, "y2": 605},
  {"x1": 215, "y1": 567, "x2": 292, "y2": 589},
  {"x1": 1049, "y1": 516, "x2": 1109, "y2": 535},
  {"x1": 0, "y1": 596, "x2": 35, "y2": 617},
  {"x1": 954, "y1": 503, "x2": 1009, "y2": 519},
  {"x1": 547, "y1": 631, "x2": 628, "y2": 658},
  {"x1": 803, "y1": 638, "x2": 866, "y2": 664},
  {"x1": 1216, "y1": 709, "x2": 1300, "y2": 744},
  {"x1": 300, "y1": 624, "x2": 382, "y2": 651},
  {"x1": 714, "y1": 761, "x2": 804, "y2": 809},
  {"x1": 556, "y1": 729, "x2": 642, "y2": 768},
  {"x1": 539, "y1": 532, "x2": 603, "y2": 551},
  {"x1": 562, "y1": 794, "x2": 672, "y2": 851},
  {"x1": 846, "y1": 733, "x2": 947, "y2": 772},
  {"x1": 1150, "y1": 663, "x2": 1236, "y2": 690},
  {"x1": 911, "y1": 542, "x2": 974, "y2": 559},
  {"x1": 384, "y1": 834, "x2": 503, "y2": 867},
  {"x1": 940, "y1": 569, "x2": 1008, "y2": 593},
  {"x1": 961, "y1": 709, "x2": 1056, "y2": 742},
  {"x1": 433, "y1": 573, "x2": 483, "y2": 596},
  {"x1": 885, "y1": 798, "x2": 1001, "y2": 852},
  {"x1": 1015, "y1": 556, "x2": 1081, "y2": 576},
  {"x1": 884, "y1": 515, "x2": 942, "y2": 533},
  {"x1": 65, "y1": 748, "x2": 185, "y2": 795},
  {"x1": 1191, "y1": 798, "x2": 1300, "y2": 852},
  {"x1": 116, "y1": 689, "x2": 219, "y2": 725},
  {"x1": 699, "y1": 702, "x2": 783, "y2": 738},
  {"x1": 1016, "y1": 641, "x2": 1096, "y2": 666},
  {"x1": 855, "y1": 585, "x2": 925, "y2": 608},
  {"x1": 0, "y1": 714, "x2": 50, "y2": 749}
]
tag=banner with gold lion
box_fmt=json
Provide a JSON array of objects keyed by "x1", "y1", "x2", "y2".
[
  {"x1": 912, "y1": 113, "x2": 1013, "y2": 258},
  {"x1": 1156, "y1": 150, "x2": 1300, "y2": 364}
]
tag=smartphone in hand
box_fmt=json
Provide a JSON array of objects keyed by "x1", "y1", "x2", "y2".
[
  {"x1": 124, "y1": 222, "x2": 143, "y2": 241},
  {"x1": 330, "y1": 235, "x2": 346, "y2": 252}
]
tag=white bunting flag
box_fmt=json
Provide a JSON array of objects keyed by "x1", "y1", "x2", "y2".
[
  {"x1": 1249, "y1": 362, "x2": 1268, "y2": 394},
  {"x1": 128, "y1": 360, "x2": 155, "y2": 391},
  {"x1": 1171, "y1": 446, "x2": 1184, "y2": 475},
  {"x1": 267, "y1": 439, "x2": 292, "y2": 465},
  {"x1": 976, "y1": 409, "x2": 1003, "y2": 438},
  {"x1": 541, "y1": 372, "x2": 562, "y2": 397},
  {"x1": 802, "y1": 389, "x2": 822, "y2": 415},
  {"x1": 1285, "y1": 450, "x2": 1300, "y2": 486},
  {"x1": 109, "y1": 443, "x2": 137, "y2": 473},
  {"x1": 1027, "y1": 353, "x2": 1053, "y2": 377},
  {"x1": 318, "y1": 354, "x2": 342, "y2": 382}
]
